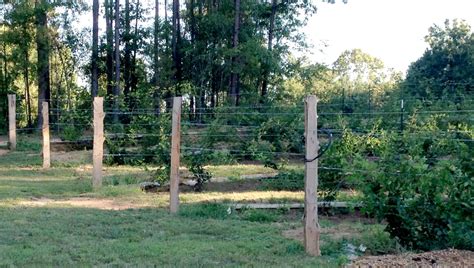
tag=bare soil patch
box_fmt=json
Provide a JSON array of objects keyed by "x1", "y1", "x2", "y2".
[
  {"x1": 0, "y1": 149, "x2": 9, "y2": 156},
  {"x1": 51, "y1": 150, "x2": 91, "y2": 163},
  {"x1": 19, "y1": 197, "x2": 148, "y2": 210},
  {"x1": 349, "y1": 249, "x2": 473, "y2": 267}
]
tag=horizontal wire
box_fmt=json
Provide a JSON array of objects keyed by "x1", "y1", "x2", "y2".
[{"x1": 180, "y1": 147, "x2": 304, "y2": 156}]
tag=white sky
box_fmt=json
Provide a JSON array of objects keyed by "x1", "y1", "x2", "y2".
[{"x1": 304, "y1": 0, "x2": 474, "y2": 74}]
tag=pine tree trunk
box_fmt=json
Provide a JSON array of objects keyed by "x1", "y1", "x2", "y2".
[
  {"x1": 123, "y1": 0, "x2": 131, "y2": 99},
  {"x1": 105, "y1": 0, "x2": 114, "y2": 98},
  {"x1": 92, "y1": 0, "x2": 99, "y2": 98},
  {"x1": 153, "y1": 0, "x2": 161, "y2": 114},
  {"x1": 229, "y1": 0, "x2": 241, "y2": 106},
  {"x1": 172, "y1": 0, "x2": 182, "y2": 95},
  {"x1": 113, "y1": 0, "x2": 121, "y2": 122},
  {"x1": 130, "y1": 0, "x2": 140, "y2": 95},
  {"x1": 35, "y1": 0, "x2": 51, "y2": 129},
  {"x1": 24, "y1": 47, "x2": 32, "y2": 128},
  {"x1": 261, "y1": 0, "x2": 276, "y2": 102}
]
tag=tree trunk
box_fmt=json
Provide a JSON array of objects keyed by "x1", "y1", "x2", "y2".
[
  {"x1": 165, "y1": 0, "x2": 168, "y2": 23},
  {"x1": 105, "y1": 0, "x2": 114, "y2": 98},
  {"x1": 261, "y1": 0, "x2": 276, "y2": 102},
  {"x1": 92, "y1": 0, "x2": 99, "y2": 98},
  {"x1": 130, "y1": 0, "x2": 140, "y2": 94},
  {"x1": 113, "y1": 0, "x2": 121, "y2": 122},
  {"x1": 24, "y1": 47, "x2": 32, "y2": 128},
  {"x1": 172, "y1": 0, "x2": 182, "y2": 95},
  {"x1": 123, "y1": 0, "x2": 131, "y2": 99},
  {"x1": 229, "y1": 0, "x2": 241, "y2": 106},
  {"x1": 36, "y1": 0, "x2": 51, "y2": 129},
  {"x1": 153, "y1": 0, "x2": 161, "y2": 114}
]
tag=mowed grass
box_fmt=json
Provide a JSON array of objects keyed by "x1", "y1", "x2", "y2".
[{"x1": 0, "y1": 136, "x2": 388, "y2": 266}]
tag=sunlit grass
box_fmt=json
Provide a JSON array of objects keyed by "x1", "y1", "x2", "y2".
[{"x1": 0, "y1": 147, "x2": 392, "y2": 266}]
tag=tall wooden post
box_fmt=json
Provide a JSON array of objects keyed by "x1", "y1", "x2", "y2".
[
  {"x1": 7, "y1": 94, "x2": 16, "y2": 150},
  {"x1": 92, "y1": 97, "x2": 105, "y2": 189},
  {"x1": 170, "y1": 97, "x2": 182, "y2": 213},
  {"x1": 304, "y1": 95, "x2": 320, "y2": 256},
  {"x1": 42, "y1": 102, "x2": 50, "y2": 168}
]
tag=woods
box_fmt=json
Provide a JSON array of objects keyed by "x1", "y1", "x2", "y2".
[{"x1": 0, "y1": 0, "x2": 325, "y2": 129}]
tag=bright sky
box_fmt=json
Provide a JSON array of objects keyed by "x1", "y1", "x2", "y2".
[{"x1": 304, "y1": 0, "x2": 474, "y2": 74}]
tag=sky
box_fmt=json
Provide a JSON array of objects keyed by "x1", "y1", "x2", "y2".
[{"x1": 303, "y1": 0, "x2": 474, "y2": 74}]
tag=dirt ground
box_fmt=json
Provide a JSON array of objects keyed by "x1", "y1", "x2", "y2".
[
  {"x1": 349, "y1": 249, "x2": 473, "y2": 267},
  {"x1": 18, "y1": 197, "x2": 149, "y2": 210},
  {"x1": 283, "y1": 225, "x2": 473, "y2": 267}
]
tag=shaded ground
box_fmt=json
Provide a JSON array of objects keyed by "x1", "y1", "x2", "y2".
[{"x1": 349, "y1": 249, "x2": 474, "y2": 267}]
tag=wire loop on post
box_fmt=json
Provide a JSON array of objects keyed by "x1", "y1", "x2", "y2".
[{"x1": 305, "y1": 129, "x2": 333, "y2": 163}]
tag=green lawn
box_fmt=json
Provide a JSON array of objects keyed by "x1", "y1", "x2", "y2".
[{"x1": 0, "y1": 138, "x2": 393, "y2": 266}]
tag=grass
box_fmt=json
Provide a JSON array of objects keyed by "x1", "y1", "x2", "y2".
[{"x1": 0, "y1": 137, "x2": 393, "y2": 266}]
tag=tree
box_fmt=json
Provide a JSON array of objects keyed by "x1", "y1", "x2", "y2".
[
  {"x1": 91, "y1": 0, "x2": 99, "y2": 98},
  {"x1": 35, "y1": 0, "x2": 51, "y2": 128},
  {"x1": 229, "y1": 0, "x2": 241, "y2": 106},
  {"x1": 404, "y1": 19, "x2": 474, "y2": 100},
  {"x1": 153, "y1": 0, "x2": 161, "y2": 114},
  {"x1": 113, "y1": 0, "x2": 120, "y2": 122},
  {"x1": 123, "y1": 0, "x2": 131, "y2": 98},
  {"x1": 171, "y1": 0, "x2": 182, "y2": 94},
  {"x1": 105, "y1": 0, "x2": 114, "y2": 97},
  {"x1": 260, "y1": 0, "x2": 277, "y2": 101},
  {"x1": 332, "y1": 49, "x2": 397, "y2": 111}
]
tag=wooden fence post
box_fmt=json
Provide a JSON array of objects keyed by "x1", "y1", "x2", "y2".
[
  {"x1": 92, "y1": 97, "x2": 105, "y2": 189},
  {"x1": 42, "y1": 102, "x2": 50, "y2": 168},
  {"x1": 304, "y1": 95, "x2": 320, "y2": 256},
  {"x1": 170, "y1": 97, "x2": 182, "y2": 214},
  {"x1": 7, "y1": 94, "x2": 16, "y2": 150}
]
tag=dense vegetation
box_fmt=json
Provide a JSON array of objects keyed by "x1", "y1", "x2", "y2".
[{"x1": 1, "y1": 0, "x2": 473, "y2": 252}]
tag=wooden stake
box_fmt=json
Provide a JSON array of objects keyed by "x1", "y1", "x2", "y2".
[
  {"x1": 304, "y1": 95, "x2": 320, "y2": 256},
  {"x1": 92, "y1": 97, "x2": 105, "y2": 189},
  {"x1": 170, "y1": 97, "x2": 182, "y2": 214},
  {"x1": 42, "y1": 102, "x2": 50, "y2": 168},
  {"x1": 7, "y1": 94, "x2": 16, "y2": 150}
]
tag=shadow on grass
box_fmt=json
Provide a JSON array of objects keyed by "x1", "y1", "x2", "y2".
[
  {"x1": 0, "y1": 205, "x2": 340, "y2": 267},
  {"x1": 0, "y1": 179, "x2": 92, "y2": 200}
]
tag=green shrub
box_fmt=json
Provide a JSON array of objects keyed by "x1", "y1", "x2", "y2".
[
  {"x1": 355, "y1": 121, "x2": 473, "y2": 251},
  {"x1": 261, "y1": 170, "x2": 304, "y2": 191}
]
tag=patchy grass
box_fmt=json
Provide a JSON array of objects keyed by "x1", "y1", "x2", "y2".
[
  {"x1": 0, "y1": 147, "x2": 390, "y2": 266},
  {"x1": 207, "y1": 164, "x2": 276, "y2": 178}
]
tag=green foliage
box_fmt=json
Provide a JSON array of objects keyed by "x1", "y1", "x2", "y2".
[
  {"x1": 261, "y1": 170, "x2": 304, "y2": 191},
  {"x1": 60, "y1": 125, "x2": 82, "y2": 141},
  {"x1": 404, "y1": 19, "x2": 474, "y2": 100},
  {"x1": 16, "y1": 136, "x2": 42, "y2": 152},
  {"x1": 351, "y1": 119, "x2": 473, "y2": 250},
  {"x1": 239, "y1": 209, "x2": 278, "y2": 223},
  {"x1": 179, "y1": 203, "x2": 230, "y2": 220},
  {"x1": 186, "y1": 152, "x2": 212, "y2": 192}
]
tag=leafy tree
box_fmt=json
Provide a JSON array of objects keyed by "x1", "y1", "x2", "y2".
[{"x1": 404, "y1": 19, "x2": 474, "y2": 101}]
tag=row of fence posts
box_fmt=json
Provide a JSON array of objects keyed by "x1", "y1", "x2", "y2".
[{"x1": 6, "y1": 94, "x2": 321, "y2": 256}]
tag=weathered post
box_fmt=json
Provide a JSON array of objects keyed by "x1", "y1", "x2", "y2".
[
  {"x1": 42, "y1": 102, "x2": 50, "y2": 168},
  {"x1": 7, "y1": 94, "x2": 16, "y2": 150},
  {"x1": 304, "y1": 95, "x2": 320, "y2": 256},
  {"x1": 92, "y1": 97, "x2": 105, "y2": 189},
  {"x1": 170, "y1": 97, "x2": 182, "y2": 214}
]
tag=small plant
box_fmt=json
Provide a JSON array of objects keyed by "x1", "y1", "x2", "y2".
[
  {"x1": 239, "y1": 209, "x2": 278, "y2": 223},
  {"x1": 60, "y1": 125, "x2": 83, "y2": 141},
  {"x1": 187, "y1": 152, "x2": 212, "y2": 192}
]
